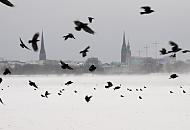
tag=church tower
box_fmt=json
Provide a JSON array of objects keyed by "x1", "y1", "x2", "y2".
[
  {"x1": 126, "y1": 40, "x2": 131, "y2": 66},
  {"x1": 121, "y1": 32, "x2": 127, "y2": 64},
  {"x1": 39, "y1": 30, "x2": 46, "y2": 61}
]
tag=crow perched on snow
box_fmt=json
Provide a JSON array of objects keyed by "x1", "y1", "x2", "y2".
[
  {"x1": 85, "y1": 95, "x2": 92, "y2": 103},
  {"x1": 0, "y1": 0, "x2": 14, "y2": 7},
  {"x1": 65, "y1": 81, "x2": 73, "y2": 86},
  {"x1": 105, "y1": 81, "x2": 113, "y2": 89},
  {"x1": 63, "y1": 33, "x2": 75, "y2": 40},
  {"x1": 80, "y1": 46, "x2": 90, "y2": 57},
  {"x1": 169, "y1": 74, "x2": 178, "y2": 79},
  {"x1": 140, "y1": 6, "x2": 155, "y2": 15},
  {"x1": 74, "y1": 20, "x2": 95, "y2": 35},
  {"x1": 28, "y1": 32, "x2": 40, "y2": 52}
]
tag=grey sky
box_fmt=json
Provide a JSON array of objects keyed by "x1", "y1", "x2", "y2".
[{"x1": 0, "y1": 0, "x2": 190, "y2": 63}]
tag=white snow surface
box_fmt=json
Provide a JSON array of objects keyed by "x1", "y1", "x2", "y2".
[{"x1": 0, "y1": 74, "x2": 190, "y2": 130}]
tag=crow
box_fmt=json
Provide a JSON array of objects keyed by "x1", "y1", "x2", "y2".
[
  {"x1": 74, "y1": 90, "x2": 78, "y2": 93},
  {"x1": 113, "y1": 86, "x2": 121, "y2": 90},
  {"x1": 41, "y1": 91, "x2": 51, "y2": 98},
  {"x1": 80, "y1": 46, "x2": 90, "y2": 57},
  {"x1": 28, "y1": 32, "x2": 40, "y2": 51},
  {"x1": 169, "y1": 74, "x2": 178, "y2": 79},
  {"x1": 140, "y1": 6, "x2": 154, "y2": 15},
  {"x1": 120, "y1": 95, "x2": 124, "y2": 97},
  {"x1": 88, "y1": 17, "x2": 94, "y2": 23},
  {"x1": 60, "y1": 60, "x2": 73, "y2": 70},
  {"x1": 170, "y1": 91, "x2": 174, "y2": 93},
  {"x1": 0, "y1": 0, "x2": 14, "y2": 7},
  {"x1": 168, "y1": 41, "x2": 182, "y2": 53},
  {"x1": 89, "y1": 65, "x2": 96, "y2": 72},
  {"x1": 65, "y1": 81, "x2": 73, "y2": 86},
  {"x1": 19, "y1": 37, "x2": 31, "y2": 50},
  {"x1": 85, "y1": 95, "x2": 92, "y2": 103},
  {"x1": 74, "y1": 20, "x2": 95, "y2": 35},
  {"x1": 160, "y1": 48, "x2": 168, "y2": 55},
  {"x1": 105, "y1": 81, "x2": 113, "y2": 88},
  {"x1": 3, "y1": 68, "x2": 11, "y2": 75},
  {"x1": 63, "y1": 33, "x2": 75, "y2": 40},
  {"x1": 183, "y1": 90, "x2": 186, "y2": 93},
  {"x1": 29, "y1": 80, "x2": 38, "y2": 89}
]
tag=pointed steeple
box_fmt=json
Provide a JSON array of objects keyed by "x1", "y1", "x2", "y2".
[
  {"x1": 39, "y1": 30, "x2": 46, "y2": 60},
  {"x1": 121, "y1": 32, "x2": 127, "y2": 64}
]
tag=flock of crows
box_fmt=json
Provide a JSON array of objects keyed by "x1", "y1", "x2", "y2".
[{"x1": 0, "y1": 0, "x2": 189, "y2": 105}]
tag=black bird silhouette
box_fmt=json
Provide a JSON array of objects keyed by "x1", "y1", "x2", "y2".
[
  {"x1": 80, "y1": 46, "x2": 90, "y2": 57},
  {"x1": 88, "y1": 17, "x2": 94, "y2": 23},
  {"x1": 144, "y1": 86, "x2": 147, "y2": 89},
  {"x1": 160, "y1": 48, "x2": 168, "y2": 55},
  {"x1": 0, "y1": 78, "x2": 2, "y2": 84},
  {"x1": 0, "y1": 0, "x2": 14, "y2": 7},
  {"x1": 65, "y1": 81, "x2": 73, "y2": 86},
  {"x1": 140, "y1": 6, "x2": 155, "y2": 15},
  {"x1": 120, "y1": 95, "x2": 124, "y2": 97},
  {"x1": 74, "y1": 90, "x2": 78, "y2": 93},
  {"x1": 170, "y1": 53, "x2": 176, "y2": 58},
  {"x1": 168, "y1": 41, "x2": 182, "y2": 53},
  {"x1": 60, "y1": 60, "x2": 73, "y2": 70},
  {"x1": 105, "y1": 81, "x2": 113, "y2": 88},
  {"x1": 114, "y1": 86, "x2": 121, "y2": 90},
  {"x1": 28, "y1": 32, "x2": 40, "y2": 51},
  {"x1": 85, "y1": 95, "x2": 92, "y2": 103},
  {"x1": 182, "y1": 50, "x2": 190, "y2": 53},
  {"x1": 136, "y1": 89, "x2": 139, "y2": 91},
  {"x1": 19, "y1": 37, "x2": 31, "y2": 50},
  {"x1": 139, "y1": 96, "x2": 142, "y2": 99},
  {"x1": 89, "y1": 65, "x2": 96, "y2": 72},
  {"x1": 170, "y1": 91, "x2": 174, "y2": 93},
  {"x1": 0, "y1": 98, "x2": 4, "y2": 105},
  {"x1": 41, "y1": 91, "x2": 51, "y2": 98},
  {"x1": 140, "y1": 88, "x2": 143, "y2": 91},
  {"x1": 93, "y1": 88, "x2": 96, "y2": 90},
  {"x1": 29, "y1": 80, "x2": 38, "y2": 89},
  {"x1": 169, "y1": 74, "x2": 178, "y2": 79},
  {"x1": 63, "y1": 33, "x2": 75, "y2": 40},
  {"x1": 3, "y1": 68, "x2": 11, "y2": 75},
  {"x1": 183, "y1": 90, "x2": 186, "y2": 93},
  {"x1": 74, "y1": 20, "x2": 95, "y2": 35},
  {"x1": 58, "y1": 93, "x2": 62, "y2": 96}
]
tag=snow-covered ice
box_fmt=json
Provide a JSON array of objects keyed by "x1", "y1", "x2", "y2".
[{"x1": 0, "y1": 74, "x2": 190, "y2": 130}]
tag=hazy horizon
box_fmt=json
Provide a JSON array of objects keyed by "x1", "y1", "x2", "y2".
[{"x1": 0, "y1": 0, "x2": 190, "y2": 63}]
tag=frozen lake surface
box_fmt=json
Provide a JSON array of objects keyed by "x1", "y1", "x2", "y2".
[{"x1": 0, "y1": 74, "x2": 190, "y2": 130}]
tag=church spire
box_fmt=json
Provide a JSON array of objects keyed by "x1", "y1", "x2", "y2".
[
  {"x1": 39, "y1": 30, "x2": 46, "y2": 60},
  {"x1": 121, "y1": 32, "x2": 127, "y2": 64}
]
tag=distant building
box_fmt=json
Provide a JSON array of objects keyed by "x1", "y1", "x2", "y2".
[
  {"x1": 121, "y1": 32, "x2": 127, "y2": 64},
  {"x1": 121, "y1": 32, "x2": 131, "y2": 66},
  {"x1": 39, "y1": 30, "x2": 46, "y2": 61}
]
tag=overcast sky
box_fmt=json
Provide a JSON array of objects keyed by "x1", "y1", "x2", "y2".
[{"x1": 0, "y1": 0, "x2": 190, "y2": 63}]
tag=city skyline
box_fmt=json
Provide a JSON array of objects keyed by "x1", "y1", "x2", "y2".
[{"x1": 0, "y1": 0, "x2": 190, "y2": 62}]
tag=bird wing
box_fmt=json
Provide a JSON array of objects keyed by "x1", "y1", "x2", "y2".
[
  {"x1": 74, "y1": 20, "x2": 83, "y2": 26},
  {"x1": 0, "y1": 98, "x2": 4, "y2": 105},
  {"x1": 32, "y1": 32, "x2": 40, "y2": 41},
  {"x1": 141, "y1": 6, "x2": 151, "y2": 10},
  {"x1": 32, "y1": 43, "x2": 38, "y2": 51},
  {"x1": 60, "y1": 60, "x2": 65, "y2": 66},
  {"x1": 85, "y1": 46, "x2": 90, "y2": 51},
  {"x1": 0, "y1": 0, "x2": 14, "y2": 7},
  {"x1": 20, "y1": 37, "x2": 31, "y2": 50},
  {"x1": 82, "y1": 25, "x2": 95, "y2": 35},
  {"x1": 169, "y1": 41, "x2": 178, "y2": 47}
]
